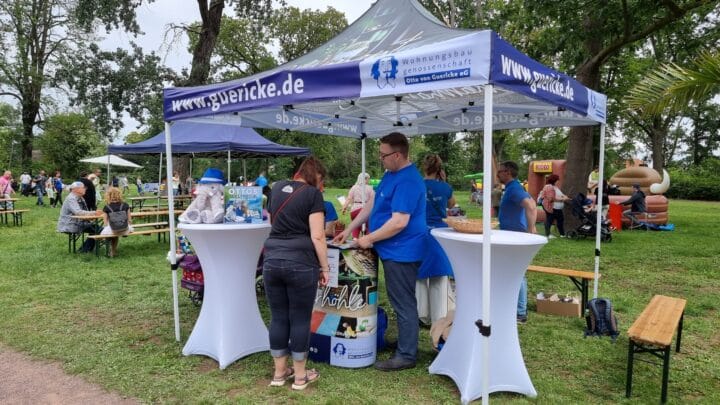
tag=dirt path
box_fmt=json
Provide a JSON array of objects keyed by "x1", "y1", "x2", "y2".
[{"x1": 0, "y1": 346, "x2": 139, "y2": 405}]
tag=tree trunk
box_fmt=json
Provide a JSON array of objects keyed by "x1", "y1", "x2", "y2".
[
  {"x1": 649, "y1": 117, "x2": 666, "y2": 173},
  {"x1": 187, "y1": 0, "x2": 225, "y2": 86},
  {"x1": 20, "y1": 101, "x2": 40, "y2": 172},
  {"x1": 564, "y1": 66, "x2": 600, "y2": 228},
  {"x1": 170, "y1": 0, "x2": 225, "y2": 181}
]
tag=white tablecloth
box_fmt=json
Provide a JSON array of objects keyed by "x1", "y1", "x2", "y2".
[
  {"x1": 429, "y1": 228, "x2": 547, "y2": 403},
  {"x1": 179, "y1": 222, "x2": 271, "y2": 369}
]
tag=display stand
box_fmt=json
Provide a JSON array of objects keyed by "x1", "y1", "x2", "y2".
[
  {"x1": 179, "y1": 222, "x2": 271, "y2": 369},
  {"x1": 308, "y1": 245, "x2": 378, "y2": 368},
  {"x1": 429, "y1": 228, "x2": 547, "y2": 403}
]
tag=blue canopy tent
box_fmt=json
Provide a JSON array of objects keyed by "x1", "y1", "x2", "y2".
[
  {"x1": 160, "y1": 1, "x2": 608, "y2": 402},
  {"x1": 109, "y1": 121, "x2": 310, "y2": 182},
  {"x1": 109, "y1": 121, "x2": 310, "y2": 157}
]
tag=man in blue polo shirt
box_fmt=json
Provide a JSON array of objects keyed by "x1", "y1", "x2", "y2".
[
  {"x1": 334, "y1": 132, "x2": 426, "y2": 371},
  {"x1": 497, "y1": 160, "x2": 537, "y2": 324}
]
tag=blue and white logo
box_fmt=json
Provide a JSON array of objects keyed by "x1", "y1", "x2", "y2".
[
  {"x1": 332, "y1": 342, "x2": 347, "y2": 358},
  {"x1": 371, "y1": 56, "x2": 399, "y2": 89}
]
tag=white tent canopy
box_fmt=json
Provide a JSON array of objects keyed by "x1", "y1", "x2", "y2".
[
  {"x1": 79, "y1": 154, "x2": 142, "y2": 167},
  {"x1": 80, "y1": 154, "x2": 142, "y2": 186},
  {"x1": 161, "y1": 1, "x2": 609, "y2": 403}
]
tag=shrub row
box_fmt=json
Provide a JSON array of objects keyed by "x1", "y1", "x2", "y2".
[{"x1": 666, "y1": 168, "x2": 720, "y2": 201}]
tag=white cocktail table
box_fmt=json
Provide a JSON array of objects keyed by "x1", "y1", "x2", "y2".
[
  {"x1": 179, "y1": 222, "x2": 271, "y2": 369},
  {"x1": 429, "y1": 228, "x2": 547, "y2": 403}
]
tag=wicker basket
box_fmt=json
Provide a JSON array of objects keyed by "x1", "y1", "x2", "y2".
[{"x1": 444, "y1": 218, "x2": 484, "y2": 234}]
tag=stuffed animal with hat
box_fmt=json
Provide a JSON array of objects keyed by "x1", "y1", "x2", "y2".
[{"x1": 179, "y1": 168, "x2": 225, "y2": 224}]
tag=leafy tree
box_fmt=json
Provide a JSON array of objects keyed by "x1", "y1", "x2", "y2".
[
  {"x1": 516, "y1": 0, "x2": 716, "y2": 210},
  {"x1": 186, "y1": 16, "x2": 276, "y2": 82},
  {"x1": 0, "y1": 0, "x2": 89, "y2": 171},
  {"x1": 59, "y1": 43, "x2": 175, "y2": 139},
  {"x1": 269, "y1": 6, "x2": 348, "y2": 63},
  {"x1": 0, "y1": 102, "x2": 22, "y2": 170},
  {"x1": 36, "y1": 113, "x2": 104, "y2": 177},
  {"x1": 626, "y1": 50, "x2": 720, "y2": 115}
]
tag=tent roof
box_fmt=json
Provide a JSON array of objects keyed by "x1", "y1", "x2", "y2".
[
  {"x1": 79, "y1": 154, "x2": 142, "y2": 168},
  {"x1": 108, "y1": 121, "x2": 310, "y2": 157},
  {"x1": 162, "y1": 0, "x2": 606, "y2": 137}
]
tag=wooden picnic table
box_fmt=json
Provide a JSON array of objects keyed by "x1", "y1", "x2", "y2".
[
  {"x1": 0, "y1": 199, "x2": 26, "y2": 226},
  {"x1": 129, "y1": 195, "x2": 192, "y2": 210}
]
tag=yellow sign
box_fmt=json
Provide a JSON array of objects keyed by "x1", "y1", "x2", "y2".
[{"x1": 532, "y1": 161, "x2": 553, "y2": 173}]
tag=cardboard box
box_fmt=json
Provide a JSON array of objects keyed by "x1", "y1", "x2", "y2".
[{"x1": 536, "y1": 294, "x2": 581, "y2": 317}]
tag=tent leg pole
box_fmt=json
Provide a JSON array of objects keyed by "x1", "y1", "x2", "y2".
[
  {"x1": 481, "y1": 84, "x2": 494, "y2": 405},
  {"x1": 593, "y1": 124, "x2": 606, "y2": 300},
  {"x1": 164, "y1": 122, "x2": 180, "y2": 342}
]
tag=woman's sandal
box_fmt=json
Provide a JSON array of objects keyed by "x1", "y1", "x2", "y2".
[
  {"x1": 291, "y1": 369, "x2": 320, "y2": 391},
  {"x1": 268, "y1": 367, "x2": 295, "y2": 387}
]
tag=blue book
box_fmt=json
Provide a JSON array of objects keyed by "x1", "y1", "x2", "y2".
[{"x1": 223, "y1": 186, "x2": 263, "y2": 224}]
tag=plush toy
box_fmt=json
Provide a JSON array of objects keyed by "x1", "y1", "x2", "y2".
[{"x1": 179, "y1": 168, "x2": 225, "y2": 224}]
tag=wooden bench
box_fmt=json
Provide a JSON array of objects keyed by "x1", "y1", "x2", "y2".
[
  {"x1": 131, "y1": 221, "x2": 168, "y2": 229},
  {"x1": 527, "y1": 265, "x2": 599, "y2": 314},
  {"x1": 626, "y1": 294, "x2": 686, "y2": 403},
  {"x1": 86, "y1": 228, "x2": 170, "y2": 257},
  {"x1": 0, "y1": 209, "x2": 29, "y2": 226}
]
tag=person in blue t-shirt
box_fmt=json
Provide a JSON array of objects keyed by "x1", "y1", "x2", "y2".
[
  {"x1": 417, "y1": 153, "x2": 455, "y2": 326},
  {"x1": 324, "y1": 200, "x2": 338, "y2": 237},
  {"x1": 254, "y1": 171, "x2": 268, "y2": 188},
  {"x1": 497, "y1": 160, "x2": 537, "y2": 324},
  {"x1": 334, "y1": 132, "x2": 425, "y2": 371}
]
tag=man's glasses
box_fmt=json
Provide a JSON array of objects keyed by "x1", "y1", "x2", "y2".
[{"x1": 379, "y1": 151, "x2": 397, "y2": 160}]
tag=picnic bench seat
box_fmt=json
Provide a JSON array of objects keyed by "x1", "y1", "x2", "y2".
[
  {"x1": 626, "y1": 294, "x2": 686, "y2": 403},
  {"x1": 131, "y1": 221, "x2": 168, "y2": 229},
  {"x1": 527, "y1": 265, "x2": 599, "y2": 314},
  {"x1": 86, "y1": 228, "x2": 170, "y2": 257},
  {"x1": 0, "y1": 209, "x2": 29, "y2": 226}
]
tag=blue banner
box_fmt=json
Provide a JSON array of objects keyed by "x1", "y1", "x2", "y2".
[
  {"x1": 164, "y1": 62, "x2": 361, "y2": 121},
  {"x1": 489, "y1": 32, "x2": 591, "y2": 118}
]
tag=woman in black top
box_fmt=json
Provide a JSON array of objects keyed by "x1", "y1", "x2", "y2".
[{"x1": 263, "y1": 157, "x2": 329, "y2": 390}]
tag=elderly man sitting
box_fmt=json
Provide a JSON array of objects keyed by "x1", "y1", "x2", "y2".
[{"x1": 57, "y1": 181, "x2": 102, "y2": 253}]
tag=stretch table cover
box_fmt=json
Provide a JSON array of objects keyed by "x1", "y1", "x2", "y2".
[
  {"x1": 179, "y1": 222, "x2": 271, "y2": 369},
  {"x1": 429, "y1": 228, "x2": 547, "y2": 403}
]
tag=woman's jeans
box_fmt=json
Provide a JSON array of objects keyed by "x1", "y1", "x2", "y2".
[
  {"x1": 263, "y1": 259, "x2": 319, "y2": 361},
  {"x1": 544, "y1": 208, "x2": 565, "y2": 236}
]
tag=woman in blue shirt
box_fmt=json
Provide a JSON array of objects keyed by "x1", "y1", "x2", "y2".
[{"x1": 417, "y1": 154, "x2": 455, "y2": 326}]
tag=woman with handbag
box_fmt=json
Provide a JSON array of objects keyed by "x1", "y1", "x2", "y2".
[
  {"x1": 262, "y1": 156, "x2": 330, "y2": 390},
  {"x1": 540, "y1": 174, "x2": 571, "y2": 238}
]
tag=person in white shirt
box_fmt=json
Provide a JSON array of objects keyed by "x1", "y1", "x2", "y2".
[{"x1": 20, "y1": 172, "x2": 32, "y2": 196}]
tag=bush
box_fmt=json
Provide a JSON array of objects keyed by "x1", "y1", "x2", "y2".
[{"x1": 666, "y1": 160, "x2": 720, "y2": 201}]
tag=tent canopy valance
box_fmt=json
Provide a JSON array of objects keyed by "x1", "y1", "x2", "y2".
[
  {"x1": 163, "y1": 0, "x2": 605, "y2": 136},
  {"x1": 108, "y1": 121, "x2": 310, "y2": 157}
]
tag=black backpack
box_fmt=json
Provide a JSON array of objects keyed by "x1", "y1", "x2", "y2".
[
  {"x1": 584, "y1": 298, "x2": 619, "y2": 341},
  {"x1": 107, "y1": 204, "x2": 129, "y2": 232}
]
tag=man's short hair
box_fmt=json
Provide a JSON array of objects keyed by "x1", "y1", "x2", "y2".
[
  {"x1": 632, "y1": 183, "x2": 641, "y2": 189},
  {"x1": 380, "y1": 132, "x2": 409, "y2": 158},
  {"x1": 499, "y1": 161, "x2": 519, "y2": 178},
  {"x1": 79, "y1": 171, "x2": 89, "y2": 178}
]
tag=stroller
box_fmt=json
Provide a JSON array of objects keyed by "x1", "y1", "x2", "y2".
[{"x1": 567, "y1": 193, "x2": 612, "y2": 242}]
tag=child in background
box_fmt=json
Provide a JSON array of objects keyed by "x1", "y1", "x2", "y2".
[{"x1": 101, "y1": 187, "x2": 133, "y2": 257}]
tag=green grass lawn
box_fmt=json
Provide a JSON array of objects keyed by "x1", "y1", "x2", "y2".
[{"x1": 1, "y1": 189, "x2": 719, "y2": 404}]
